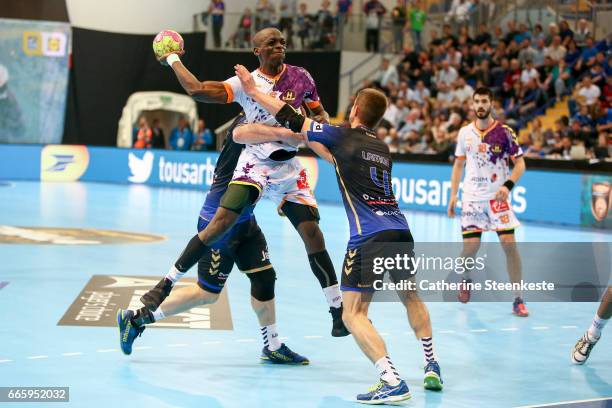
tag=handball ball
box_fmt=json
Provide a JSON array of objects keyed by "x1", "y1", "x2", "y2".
[{"x1": 152, "y1": 30, "x2": 184, "y2": 59}]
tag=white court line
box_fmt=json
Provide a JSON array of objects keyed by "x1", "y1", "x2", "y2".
[
  {"x1": 167, "y1": 344, "x2": 188, "y2": 348},
  {"x1": 27, "y1": 355, "x2": 48, "y2": 360},
  {"x1": 561, "y1": 325, "x2": 578, "y2": 329},
  {"x1": 0, "y1": 359, "x2": 13, "y2": 363},
  {"x1": 380, "y1": 333, "x2": 391, "y2": 337},
  {"x1": 500, "y1": 328, "x2": 519, "y2": 331},
  {"x1": 96, "y1": 349, "x2": 117, "y2": 353},
  {"x1": 62, "y1": 352, "x2": 83, "y2": 357},
  {"x1": 236, "y1": 339, "x2": 256, "y2": 343},
  {"x1": 532, "y1": 326, "x2": 549, "y2": 330},
  {"x1": 304, "y1": 335, "x2": 323, "y2": 339},
  {"x1": 516, "y1": 396, "x2": 612, "y2": 408},
  {"x1": 469, "y1": 329, "x2": 488, "y2": 333},
  {"x1": 133, "y1": 346, "x2": 153, "y2": 350}
]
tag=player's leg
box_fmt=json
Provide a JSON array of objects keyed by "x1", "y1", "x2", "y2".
[
  {"x1": 234, "y1": 220, "x2": 309, "y2": 364},
  {"x1": 118, "y1": 247, "x2": 234, "y2": 355},
  {"x1": 490, "y1": 200, "x2": 526, "y2": 316},
  {"x1": 497, "y1": 230, "x2": 528, "y2": 316},
  {"x1": 458, "y1": 200, "x2": 485, "y2": 303},
  {"x1": 340, "y1": 243, "x2": 411, "y2": 404},
  {"x1": 342, "y1": 290, "x2": 411, "y2": 404},
  {"x1": 140, "y1": 184, "x2": 258, "y2": 310},
  {"x1": 572, "y1": 285, "x2": 612, "y2": 364},
  {"x1": 386, "y1": 229, "x2": 443, "y2": 391},
  {"x1": 281, "y1": 201, "x2": 348, "y2": 337}
]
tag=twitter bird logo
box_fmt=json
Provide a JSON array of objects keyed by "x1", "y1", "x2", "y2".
[{"x1": 128, "y1": 151, "x2": 154, "y2": 183}]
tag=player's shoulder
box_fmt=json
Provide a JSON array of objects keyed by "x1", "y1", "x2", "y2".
[
  {"x1": 496, "y1": 121, "x2": 518, "y2": 139},
  {"x1": 285, "y1": 64, "x2": 315, "y2": 81},
  {"x1": 458, "y1": 122, "x2": 474, "y2": 136}
]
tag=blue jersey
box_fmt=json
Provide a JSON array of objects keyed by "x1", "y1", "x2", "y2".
[
  {"x1": 199, "y1": 113, "x2": 254, "y2": 223},
  {"x1": 306, "y1": 122, "x2": 409, "y2": 247}
]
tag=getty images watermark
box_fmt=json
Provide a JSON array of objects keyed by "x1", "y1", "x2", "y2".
[
  {"x1": 371, "y1": 253, "x2": 555, "y2": 293},
  {"x1": 358, "y1": 242, "x2": 611, "y2": 302}
]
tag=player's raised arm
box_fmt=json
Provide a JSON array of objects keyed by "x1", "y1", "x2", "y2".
[{"x1": 160, "y1": 52, "x2": 229, "y2": 104}]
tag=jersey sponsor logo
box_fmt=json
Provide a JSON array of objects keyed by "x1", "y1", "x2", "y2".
[
  {"x1": 374, "y1": 209, "x2": 402, "y2": 216},
  {"x1": 470, "y1": 176, "x2": 488, "y2": 183},
  {"x1": 58, "y1": 275, "x2": 233, "y2": 330},
  {"x1": 41, "y1": 145, "x2": 90, "y2": 182},
  {"x1": 312, "y1": 123, "x2": 324, "y2": 132},
  {"x1": 478, "y1": 143, "x2": 487, "y2": 153},
  {"x1": 0, "y1": 226, "x2": 164, "y2": 245},
  {"x1": 281, "y1": 90, "x2": 296, "y2": 102},
  {"x1": 297, "y1": 168, "x2": 310, "y2": 189},
  {"x1": 128, "y1": 151, "x2": 154, "y2": 183},
  {"x1": 490, "y1": 144, "x2": 503, "y2": 154},
  {"x1": 489, "y1": 200, "x2": 510, "y2": 214}
]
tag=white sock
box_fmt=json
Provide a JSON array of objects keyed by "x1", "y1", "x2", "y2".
[
  {"x1": 587, "y1": 313, "x2": 608, "y2": 339},
  {"x1": 165, "y1": 265, "x2": 185, "y2": 284},
  {"x1": 152, "y1": 307, "x2": 165, "y2": 322},
  {"x1": 261, "y1": 324, "x2": 281, "y2": 351},
  {"x1": 421, "y1": 337, "x2": 436, "y2": 363},
  {"x1": 323, "y1": 284, "x2": 342, "y2": 308},
  {"x1": 374, "y1": 356, "x2": 401, "y2": 386}
]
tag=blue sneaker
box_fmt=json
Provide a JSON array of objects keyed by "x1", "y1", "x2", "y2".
[
  {"x1": 260, "y1": 343, "x2": 309, "y2": 365},
  {"x1": 424, "y1": 360, "x2": 443, "y2": 391},
  {"x1": 356, "y1": 379, "x2": 411, "y2": 404},
  {"x1": 117, "y1": 309, "x2": 145, "y2": 355}
]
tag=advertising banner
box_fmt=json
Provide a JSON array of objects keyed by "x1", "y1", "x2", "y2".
[{"x1": 0, "y1": 19, "x2": 70, "y2": 144}]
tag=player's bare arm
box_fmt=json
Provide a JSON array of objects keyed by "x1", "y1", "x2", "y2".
[
  {"x1": 160, "y1": 53, "x2": 229, "y2": 104},
  {"x1": 448, "y1": 157, "x2": 465, "y2": 217},
  {"x1": 495, "y1": 156, "x2": 526, "y2": 202},
  {"x1": 233, "y1": 123, "x2": 304, "y2": 145}
]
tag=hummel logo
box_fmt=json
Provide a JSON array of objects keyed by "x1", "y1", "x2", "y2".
[
  {"x1": 211, "y1": 250, "x2": 221, "y2": 262},
  {"x1": 344, "y1": 266, "x2": 352, "y2": 274},
  {"x1": 348, "y1": 249, "x2": 357, "y2": 258},
  {"x1": 346, "y1": 259, "x2": 354, "y2": 266}
]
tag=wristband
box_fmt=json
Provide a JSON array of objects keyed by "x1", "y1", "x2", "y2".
[
  {"x1": 166, "y1": 53, "x2": 181, "y2": 66},
  {"x1": 275, "y1": 103, "x2": 305, "y2": 133},
  {"x1": 503, "y1": 180, "x2": 515, "y2": 191}
]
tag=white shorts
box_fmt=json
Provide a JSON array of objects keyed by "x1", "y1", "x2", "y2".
[
  {"x1": 229, "y1": 149, "x2": 317, "y2": 209},
  {"x1": 461, "y1": 199, "x2": 520, "y2": 236}
]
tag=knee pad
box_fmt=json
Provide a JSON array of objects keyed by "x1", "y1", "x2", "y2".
[
  {"x1": 281, "y1": 201, "x2": 320, "y2": 229},
  {"x1": 246, "y1": 268, "x2": 276, "y2": 301},
  {"x1": 220, "y1": 183, "x2": 260, "y2": 214}
]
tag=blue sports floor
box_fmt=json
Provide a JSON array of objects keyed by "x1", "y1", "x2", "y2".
[{"x1": 0, "y1": 181, "x2": 610, "y2": 408}]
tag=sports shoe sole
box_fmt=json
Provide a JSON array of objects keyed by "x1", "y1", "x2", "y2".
[
  {"x1": 260, "y1": 356, "x2": 310, "y2": 365},
  {"x1": 356, "y1": 392, "x2": 412, "y2": 405},
  {"x1": 424, "y1": 374, "x2": 443, "y2": 391}
]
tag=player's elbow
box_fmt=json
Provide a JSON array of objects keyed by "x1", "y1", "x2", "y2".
[{"x1": 232, "y1": 125, "x2": 248, "y2": 143}]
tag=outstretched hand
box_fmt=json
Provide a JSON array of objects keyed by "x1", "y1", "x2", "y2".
[
  {"x1": 158, "y1": 50, "x2": 185, "y2": 66},
  {"x1": 234, "y1": 64, "x2": 256, "y2": 96}
]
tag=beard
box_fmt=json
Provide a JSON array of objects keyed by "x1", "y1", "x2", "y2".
[{"x1": 475, "y1": 108, "x2": 491, "y2": 119}]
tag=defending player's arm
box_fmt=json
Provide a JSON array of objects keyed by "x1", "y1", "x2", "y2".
[
  {"x1": 232, "y1": 123, "x2": 305, "y2": 146},
  {"x1": 494, "y1": 127, "x2": 526, "y2": 202},
  {"x1": 161, "y1": 53, "x2": 229, "y2": 103}
]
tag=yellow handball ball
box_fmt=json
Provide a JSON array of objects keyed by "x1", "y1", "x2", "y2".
[{"x1": 152, "y1": 30, "x2": 184, "y2": 59}]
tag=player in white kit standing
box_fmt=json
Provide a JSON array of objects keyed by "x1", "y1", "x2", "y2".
[{"x1": 447, "y1": 87, "x2": 529, "y2": 317}]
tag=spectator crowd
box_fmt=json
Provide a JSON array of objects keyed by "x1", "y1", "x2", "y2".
[
  {"x1": 344, "y1": 18, "x2": 611, "y2": 161},
  {"x1": 133, "y1": 116, "x2": 215, "y2": 151}
]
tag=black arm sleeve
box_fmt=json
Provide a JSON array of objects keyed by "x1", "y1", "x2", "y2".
[{"x1": 275, "y1": 103, "x2": 306, "y2": 133}]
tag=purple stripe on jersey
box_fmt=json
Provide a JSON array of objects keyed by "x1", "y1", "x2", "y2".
[
  {"x1": 273, "y1": 64, "x2": 319, "y2": 109},
  {"x1": 483, "y1": 123, "x2": 519, "y2": 164}
]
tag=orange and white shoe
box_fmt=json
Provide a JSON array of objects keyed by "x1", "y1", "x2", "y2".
[
  {"x1": 458, "y1": 279, "x2": 472, "y2": 303},
  {"x1": 512, "y1": 297, "x2": 529, "y2": 317}
]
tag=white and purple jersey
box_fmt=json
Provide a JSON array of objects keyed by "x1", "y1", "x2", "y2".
[
  {"x1": 223, "y1": 64, "x2": 321, "y2": 160},
  {"x1": 455, "y1": 121, "x2": 523, "y2": 202}
]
